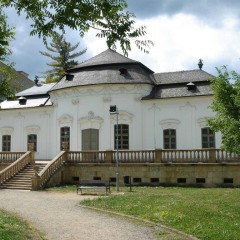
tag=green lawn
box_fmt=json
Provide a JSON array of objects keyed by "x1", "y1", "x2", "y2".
[
  {"x1": 0, "y1": 209, "x2": 46, "y2": 240},
  {"x1": 79, "y1": 187, "x2": 240, "y2": 240}
]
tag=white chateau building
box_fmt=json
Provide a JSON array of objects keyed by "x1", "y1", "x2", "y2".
[{"x1": 0, "y1": 49, "x2": 219, "y2": 160}]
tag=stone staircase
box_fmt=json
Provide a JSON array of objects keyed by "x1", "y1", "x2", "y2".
[{"x1": 0, "y1": 162, "x2": 47, "y2": 190}]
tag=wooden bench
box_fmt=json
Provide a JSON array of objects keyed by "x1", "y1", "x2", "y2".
[{"x1": 77, "y1": 179, "x2": 111, "y2": 195}]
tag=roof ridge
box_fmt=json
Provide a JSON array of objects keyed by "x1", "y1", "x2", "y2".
[{"x1": 154, "y1": 69, "x2": 205, "y2": 75}]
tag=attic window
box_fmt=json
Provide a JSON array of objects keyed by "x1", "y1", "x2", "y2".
[
  {"x1": 18, "y1": 96, "x2": 27, "y2": 105},
  {"x1": 119, "y1": 68, "x2": 127, "y2": 75},
  {"x1": 66, "y1": 74, "x2": 74, "y2": 81},
  {"x1": 187, "y1": 82, "x2": 196, "y2": 91}
]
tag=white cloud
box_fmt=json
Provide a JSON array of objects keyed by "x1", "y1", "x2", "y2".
[
  {"x1": 125, "y1": 14, "x2": 240, "y2": 74},
  {"x1": 6, "y1": 5, "x2": 240, "y2": 78}
]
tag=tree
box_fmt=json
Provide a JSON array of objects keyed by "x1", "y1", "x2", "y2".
[
  {"x1": 208, "y1": 66, "x2": 240, "y2": 153},
  {"x1": 0, "y1": 63, "x2": 17, "y2": 100},
  {"x1": 0, "y1": 8, "x2": 15, "y2": 61},
  {"x1": 0, "y1": 7, "x2": 15, "y2": 99},
  {"x1": 1, "y1": 0, "x2": 153, "y2": 56},
  {"x1": 40, "y1": 33, "x2": 86, "y2": 82}
]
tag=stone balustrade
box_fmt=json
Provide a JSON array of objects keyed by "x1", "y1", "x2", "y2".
[
  {"x1": 67, "y1": 149, "x2": 240, "y2": 164},
  {"x1": 0, "y1": 151, "x2": 32, "y2": 185},
  {"x1": 32, "y1": 151, "x2": 67, "y2": 190},
  {"x1": 0, "y1": 152, "x2": 25, "y2": 163}
]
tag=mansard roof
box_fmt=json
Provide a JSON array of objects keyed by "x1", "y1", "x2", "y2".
[
  {"x1": 50, "y1": 49, "x2": 155, "y2": 92},
  {"x1": 16, "y1": 83, "x2": 55, "y2": 97},
  {"x1": 154, "y1": 69, "x2": 214, "y2": 84},
  {"x1": 143, "y1": 69, "x2": 214, "y2": 100},
  {"x1": 71, "y1": 48, "x2": 139, "y2": 69}
]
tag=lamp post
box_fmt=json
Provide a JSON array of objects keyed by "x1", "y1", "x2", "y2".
[{"x1": 109, "y1": 105, "x2": 119, "y2": 191}]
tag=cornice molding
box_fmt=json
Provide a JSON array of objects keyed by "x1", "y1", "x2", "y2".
[
  {"x1": 25, "y1": 125, "x2": 40, "y2": 134},
  {"x1": 0, "y1": 127, "x2": 14, "y2": 135},
  {"x1": 58, "y1": 114, "x2": 73, "y2": 126},
  {"x1": 160, "y1": 119, "x2": 180, "y2": 129}
]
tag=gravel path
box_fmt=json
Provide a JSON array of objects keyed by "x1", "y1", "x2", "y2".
[{"x1": 0, "y1": 190, "x2": 157, "y2": 240}]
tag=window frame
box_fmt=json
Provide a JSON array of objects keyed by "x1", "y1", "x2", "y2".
[
  {"x1": 27, "y1": 134, "x2": 37, "y2": 152},
  {"x1": 60, "y1": 127, "x2": 70, "y2": 150},
  {"x1": 114, "y1": 124, "x2": 129, "y2": 150},
  {"x1": 201, "y1": 127, "x2": 215, "y2": 148},
  {"x1": 163, "y1": 129, "x2": 176, "y2": 149},
  {"x1": 2, "y1": 135, "x2": 11, "y2": 152}
]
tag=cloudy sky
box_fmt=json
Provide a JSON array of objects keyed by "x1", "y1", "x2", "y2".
[{"x1": 5, "y1": 0, "x2": 240, "y2": 80}]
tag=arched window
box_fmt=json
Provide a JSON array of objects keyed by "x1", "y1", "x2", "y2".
[
  {"x1": 114, "y1": 124, "x2": 129, "y2": 150},
  {"x1": 163, "y1": 129, "x2": 176, "y2": 149},
  {"x1": 60, "y1": 127, "x2": 70, "y2": 150},
  {"x1": 27, "y1": 134, "x2": 37, "y2": 151},
  {"x1": 2, "y1": 135, "x2": 11, "y2": 152},
  {"x1": 202, "y1": 127, "x2": 215, "y2": 148}
]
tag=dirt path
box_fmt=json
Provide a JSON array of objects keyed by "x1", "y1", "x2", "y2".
[
  {"x1": 0, "y1": 189, "x2": 196, "y2": 240},
  {"x1": 0, "y1": 190, "x2": 158, "y2": 240}
]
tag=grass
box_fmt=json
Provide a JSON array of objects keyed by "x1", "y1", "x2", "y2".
[
  {"x1": 0, "y1": 209, "x2": 46, "y2": 240},
  {"x1": 78, "y1": 187, "x2": 240, "y2": 240},
  {"x1": 45, "y1": 184, "x2": 76, "y2": 192}
]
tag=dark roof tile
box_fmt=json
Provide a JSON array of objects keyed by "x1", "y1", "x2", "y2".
[{"x1": 154, "y1": 70, "x2": 214, "y2": 84}]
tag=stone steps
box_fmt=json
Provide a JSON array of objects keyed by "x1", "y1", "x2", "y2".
[{"x1": 0, "y1": 163, "x2": 47, "y2": 190}]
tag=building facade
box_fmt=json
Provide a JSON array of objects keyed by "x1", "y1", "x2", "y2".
[{"x1": 0, "y1": 49, "x2": 219, "y2": 160}]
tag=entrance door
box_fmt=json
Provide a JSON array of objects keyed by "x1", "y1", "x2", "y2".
[
  {"x1": 82, "y1": 129, "x2": 99, "y2": 162},
  {"x1": 82, "y1": 129, "x2": 99, "y2": 150}
]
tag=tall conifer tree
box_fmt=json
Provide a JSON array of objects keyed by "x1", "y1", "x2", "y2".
[{"x1": 40, "y1": 33, "x2": 86, "y2": 82}]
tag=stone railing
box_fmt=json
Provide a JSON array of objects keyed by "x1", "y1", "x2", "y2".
[
  {"x1": 0, "y1": 152, "x2": 25, "y2": 163},
  {"x1": 68, "y1": 151, "x2": 106, "y2": 163},
  {"x1": 113, "y1": 150, "x2": 155, "y2": 163},
  {"x1": 0, "y1": 151, "x2": 33, "y2": 185},
  {"x1": 215, "y1": 149, "x2": 240, "y2": 162},
  {"x1": 161, "y1": 149, "x2": 210, "y2": 163},
  {"x1": 32, "y1": 151, "x2": 67, "y2": 190},
  {"x1": 67, "y1": 149, "x2": 240, "y2": 164}
]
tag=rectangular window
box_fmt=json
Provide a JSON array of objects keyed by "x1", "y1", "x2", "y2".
[
  {"x1": 224, "y1": 178, "x2": 233, "y2": 184},
  {"x1": 196, "y1": 178, "x2": 205, "y2": 184},
  {"x1": 27, "y1": 134, "x2": 37, "y2": 151},
  {"x1": 202, "y1": 127, "x2": 215, "y2": 148},
  {"x1": 150, "y1": 178, "x2": 159, "y2": 183},
  {"x1": 2, "y1": 135, "x2": 11, "y2": 152},
  {"x1": 133, "y1": 178, "x2": 142, "y2": 183},
  {"x1": 177, "y1": 178, "x2": 186, "y2": 183},
  {"x1": 163, "y1": 129, "x2": 176, "y2": 149},
  {"x1": 114, "y1": 124, "x2": 129, "y2": 150},
  {"x1": 60, "y1": 127, "x2": 70, "y2": 150}
]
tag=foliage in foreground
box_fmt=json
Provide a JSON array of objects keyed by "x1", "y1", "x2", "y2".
[
  {"x1": 0, "y1": 209, "x2": 46, "y2": 240},
  {"x1": 81, "y1": 187, "x2": 240, "y2": 240},
  {"x1": 1, "y1": 0, "x2": 153, "y2": 56},
  {"x1": 0, "y1": 62, "x2": 18, "y2": 100},
  {"x1": 209, "y1": 66, "x2": 240, "y2": 153},
  {"x1": 0, "y1": 8, "x2": 15, "y2": 61}
]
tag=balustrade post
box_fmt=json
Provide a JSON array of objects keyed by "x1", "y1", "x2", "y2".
[
  {"x1": 62, "y1": 142, "x2": 69, "y2": 162},
  {"x1": 208, "y1": 149, "x2": 216, "y2": 163},
  {"x1": 62, "y1": 142, "x2": 69, "y2": 151},
  {"x1": 105, "y1": 150, "x2": 113, "y2": 163},
  {"x1": 31, "y1": 174, "x2": 41, "y2": 191},
  {"x1": 28, "y1": 143, "x2": 35, "y2": 164},
  {"x1": 155, "y1": 149, "x2": 162, "y2": 163}
]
